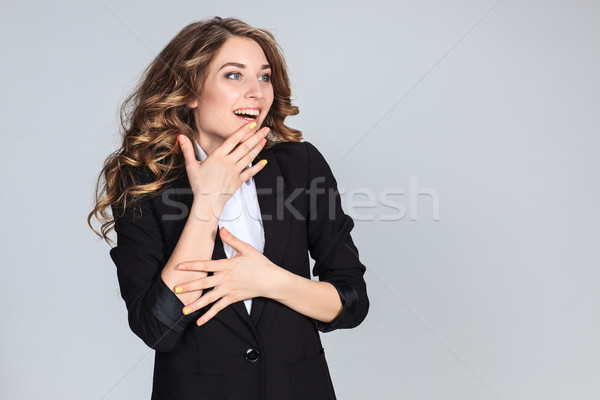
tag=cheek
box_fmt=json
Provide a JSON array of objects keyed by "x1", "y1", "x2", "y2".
[
  {"x1": 213, "y1": 82, "x2": 241, "y2": 103},
  {"x1": 266, "y1": 87, "x2": 275, "y2": 107},
  {"x1": 200, "y1": 81, "x2": 235, "y2": 108}
]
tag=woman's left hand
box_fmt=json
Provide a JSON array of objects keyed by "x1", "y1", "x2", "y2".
[{"x1": 175, "y1": 226, "x2": 280, "y2": 326}]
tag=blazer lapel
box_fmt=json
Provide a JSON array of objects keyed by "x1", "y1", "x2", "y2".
[{"x1": 248, "y1": 146, "x2": 291, "y2": 325}]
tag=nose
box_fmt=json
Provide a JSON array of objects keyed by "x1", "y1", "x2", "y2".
[{"x1": 244, "y1": 78, "x2": 264, "y2": 100}]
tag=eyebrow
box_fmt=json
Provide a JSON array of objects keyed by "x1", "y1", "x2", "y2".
[{"x1": 218, "y1": 62, "x2": 271, "y2": 71}]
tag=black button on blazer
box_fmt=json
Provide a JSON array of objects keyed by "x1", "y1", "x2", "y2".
[{"x1": 110, "y1": 141, "x2": 369, "y2": 400}]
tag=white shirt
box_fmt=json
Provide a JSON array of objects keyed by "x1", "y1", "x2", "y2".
[{"x1": 193, "y1": 138, "x2": 265, "y2": 314}]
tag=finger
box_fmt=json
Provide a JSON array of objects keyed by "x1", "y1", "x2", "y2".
[
  {"x1": 183, "y1": 288, "x2": 222, "y2": 315},
  {"x1": 178, "y1": 260, "x2": 224, "y2": 272},
  {"x1": 230, "y1": 126, "x2": 270, "y2": 164},
  {"x1": 239, "y1": 125, "x2": 258, "y2": 143},
  {"x1": 177, "y1": 135, "x2": 200, "y2": 169},
  {"x1": 234, "y1": 139, "x2": 266, "y2": 174},
  {"x1": 219, "y1": 226, "x2": 251, "y2": 255},
  {"x1": 217, "y1": 121, "x2": 259, "y2": 156},
  {"x1": 233, "y1": 134, "x2": 269, "y2": 171},
  {"x1": 174, "y1": 275, "x2": 220, "y2": 294},
  {"x1": 240, "y1": 157, "x2": 268, "y2": 182},
  {"x1": 196, "y1": 297, "x2": 232, "y2": 326}
]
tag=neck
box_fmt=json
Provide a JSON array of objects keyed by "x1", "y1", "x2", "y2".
[{"x1": 195, "y1": 135, "x2": 224, "y2": 157}]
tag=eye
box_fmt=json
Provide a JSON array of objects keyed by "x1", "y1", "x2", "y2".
[
  {"x1": 226, "y1": 72, "x2": 242, "y2": 80},
  {"x1": 259, "y1": 73, "x2": 271, "y2": 82}
]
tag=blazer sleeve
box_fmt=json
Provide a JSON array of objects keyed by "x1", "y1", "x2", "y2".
[
  {"x1": 109, "y1": 169, "x2": 200, "y2": 352},
  {"x1": 304, "y1": 141, "x2": 370, "y2": 332}
]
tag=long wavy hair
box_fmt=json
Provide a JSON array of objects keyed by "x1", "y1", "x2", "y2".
[{"x1": 88, "y1": 17, "x2": 301, "y2": 244}]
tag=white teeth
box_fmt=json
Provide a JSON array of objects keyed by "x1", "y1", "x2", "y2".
[{"x1": 233, "y1": 109, "x2": 260, "y2": 116}]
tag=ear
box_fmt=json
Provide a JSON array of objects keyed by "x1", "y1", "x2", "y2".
[{"x1": 187, "y1": 97, "x2": 198, "y2": 108}]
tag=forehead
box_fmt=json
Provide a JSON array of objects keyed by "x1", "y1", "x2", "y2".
[{"x1": 210, "y1": 36, "x2": 269, "y2": 69}]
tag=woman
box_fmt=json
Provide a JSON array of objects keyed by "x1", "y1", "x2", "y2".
[{"x1": 89, "y1": 17, "x2": 369, "y2": 400}]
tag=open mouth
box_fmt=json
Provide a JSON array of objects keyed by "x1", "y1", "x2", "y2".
[{"x1": 233, "y1": 109, "x2": 260, "y2": 121}]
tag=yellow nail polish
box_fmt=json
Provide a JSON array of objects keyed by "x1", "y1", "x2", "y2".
[
  {"x1": 261, "y1": 159, "x2": 268, "y2": 166},
  {"x1": 175, "y1": 286, "x2": 184, "y2": 294},
  {"x1": 183, "y1": 307, "x2": 193, "y2": 315},
  {"x1": 249, "y1": 122, "x2": 257, "y2": 129}
]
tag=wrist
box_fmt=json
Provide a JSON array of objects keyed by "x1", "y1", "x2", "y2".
[
  {"x1": 265, "y1": 264, "x2": 294, "y2": 301},
  {"x1": 160, "y1": 268, "x2": 176, "y2": 290},
  {"x1": 190, "y1": 199, "x2": 222, "y2": 223}
]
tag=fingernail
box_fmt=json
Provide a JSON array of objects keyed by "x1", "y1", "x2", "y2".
[
  {"x1": 178, "y1": 264, "x2": 187, "y2": 270},
  {"x1": 221, "y1": 226, "x2": 228, "y2": 234},
  {"x1": 175, "y1": 286, "x2": 184, "y2": 294},
  {"x1": 249, "y1": 122, "x2": 257, "y2": 129},
  {"x1": 183, "y1": 307, "x2": 193, "y2": 315},
  {"x1": 263, "y1": 128, "x2": 270, "y2": 136},
  {"x1": 261, "y1": 159, "x2": 268, "y2": 166},
  {"x1": 178, "y1": 135, "x2": 187, "y2": 145}
]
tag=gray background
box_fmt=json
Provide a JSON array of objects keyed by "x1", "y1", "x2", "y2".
[{"x1": 1, "y1": 0, "x2": 599, "y2": 399}]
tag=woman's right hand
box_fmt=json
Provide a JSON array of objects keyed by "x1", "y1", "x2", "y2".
[{"x1": 177, "y1": 123, "x2": 270, "y2": 217}]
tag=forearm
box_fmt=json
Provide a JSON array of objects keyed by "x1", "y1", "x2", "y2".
[
  {"x1": 109, "y1": 194, "x2": 222, "y2": 351},
  {"x1": 161, "y1": 201, "x2": 221, "y2": 305},
  {"x1": 266, "y1": 268, "x2": 343, "y2": 324}
]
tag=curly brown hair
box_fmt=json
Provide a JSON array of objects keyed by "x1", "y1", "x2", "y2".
[{"x1": 88, "y1": 17, "x2": 301, "y2": 244}]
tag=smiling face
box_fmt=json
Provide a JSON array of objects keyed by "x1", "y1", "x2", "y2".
[{"x1": 189, "y1": 36, "x2": 274, "y2": 154}]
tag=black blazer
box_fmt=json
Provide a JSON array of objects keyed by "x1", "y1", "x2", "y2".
[{"x1": 110, "y1": 141, "x2": 369, "y2": 400}]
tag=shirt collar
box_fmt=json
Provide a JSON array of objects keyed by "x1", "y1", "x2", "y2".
[{"x1": 192, "y1": 137, "x2": 208, "y2": 162}]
